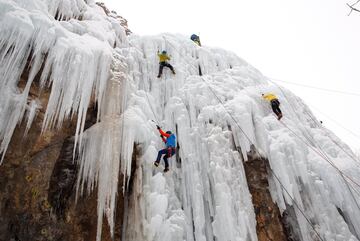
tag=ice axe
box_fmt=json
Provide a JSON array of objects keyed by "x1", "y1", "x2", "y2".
[{"x1": 151, "y1": 120, "x2": 161, "y2": 129}]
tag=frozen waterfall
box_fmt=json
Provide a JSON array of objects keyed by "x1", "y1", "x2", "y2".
[{"x1": 1, "y1": 1, "x2": 360, "y2": 241}]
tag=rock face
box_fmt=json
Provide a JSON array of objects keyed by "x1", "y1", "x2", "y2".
[
  {"x1": 96, "y1": 2, "x2": 131, "y2": 35},
  {"x1": 244, "y1": 153, "x2": 288, "y2": 241},
  {"x1": 0, "y1": 76, "x2": 124, "y2": 241}
]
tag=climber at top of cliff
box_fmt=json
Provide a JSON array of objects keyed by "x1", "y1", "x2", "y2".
[
  {"x1": 157, "y1": 50, "x2": 176, "y2": 78},
  {"x1": 154, "y1": 125, "x2": 176, "y2": 173},
  {"x1": 190, "y1": 34, "x2": 201, "y2": 46},
  {"x1": 262, "y1": 93, "x2": 283, "y2": 120}
]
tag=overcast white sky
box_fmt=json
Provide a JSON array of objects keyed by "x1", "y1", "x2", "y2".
[{"x1": 103, "y1": 0, "x2": 360, "y2": 151}]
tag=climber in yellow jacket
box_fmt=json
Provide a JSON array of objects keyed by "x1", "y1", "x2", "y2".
[
  {"x1": 157, "y1": 50, "x2": 176, "y2": 78},
  {"x1": 262, "y1": 93, "x2": 283, "y2": 120}
]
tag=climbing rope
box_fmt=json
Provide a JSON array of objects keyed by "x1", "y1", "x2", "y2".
[
  {"x1": 140, "y1": 37, "x2": 355, "y2": 240},
  {"x1": 198, "y1": 76, "x2": 326, "y2": 241},
  {"x1": 127, "y1": 40, "x2": 163, "y2": 125},
  {"x1": 165, "y1": 35, "x2": 358, "y2": 205},
  {"x1": 164, "y1": 34, "x2": 360, "y2": 188},
  {"x1": 162, "y1": 35, "x2": 200, "y2": 75},
  {"x1": 269, "y1": 168, "x2": 325, "y2": 241},
  {"x1": 269, "y1": 79, "x2": 360, "y2": 164},
  {"x1": 268, "y1": 78, "x2": 360, "y2": 165},
  {"x1": 280, "y1": 121, "x2": 360, "y2": 215},
  {"x1": 269, "y1": 77, "x2": 360, "y2": 164},
  {"x1": 162, "y1": 36, "x2": 168, "y2": 116},
  {"x1": 267, "y1": 78, "x2": 360, "y2": 210},
  {"x1": 146, "y1": 36, "x2": 360, "y2": 240},
  {"x1": 271, "y1": 78, "x2": 360, "y2": 97},
  {"x1": 145, "y1": 91, "x2": 160, "y2": 125},
  {"x1": 303, "y1": 104, "x2": 360, "y2": 165},
  {"x1": 161, "y1": 39, "x2": 325, "y2": 234},
  {"x1": 308, "y1": 104, "x2": 360, "y2": 140}
]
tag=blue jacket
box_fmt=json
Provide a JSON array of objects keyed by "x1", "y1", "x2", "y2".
[
  {"x1": 165, "y1": 134, "x2": 176, "y2": 148},
  {"x1": 159, "y1": 128, "x2": 176, "y2": 148}
]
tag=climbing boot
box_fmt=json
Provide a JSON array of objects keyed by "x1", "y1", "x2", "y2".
[
  {"x1": 277, "y1": 113, "x2": 283, "y2": 120},
  {"x1": 172, "y1": 70, "x2": 176, "y2": 75},
  {"x1": 154, "y1": 161, "x2": 159, "y2": 167},
  {"x1": 157, "y1": 75, "x2": 161, "y2": 78},
  {"x1": 163, "y1": 167, "x2": 170, "y2": 173}
]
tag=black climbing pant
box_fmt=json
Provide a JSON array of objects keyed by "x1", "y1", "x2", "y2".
[
  {"x1": 158, "y1": 61, "x2": 175, "y2": 77},
  {"x1": 271, "y1": 99, "x2": 282, "y2": 116},
  {"x1": 155, "y1": 147, "x2": 176, "y2": 168}
]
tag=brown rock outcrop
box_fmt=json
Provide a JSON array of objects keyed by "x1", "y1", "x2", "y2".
[
  {"x1": 244, "y1": 153, "x2": 288, "y2": 241},
  {"x1": 0, "y1": 72, "x2": 125, "y2": 241},
  {"x1": 96, "y1": 2, "x2": 132, "y2": 35}
]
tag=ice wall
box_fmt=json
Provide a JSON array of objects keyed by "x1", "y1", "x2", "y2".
[
  {"x1": 1, "y1": 1, "x2": 360, "y2": 241},
  {"x1": 0, "y1": 1, "x2": 127, "y2": 239},
  {"x1": 0, "y1": 0, "x2": 126, "y2": 163},
  {"x1": 116, "y1": 34, "x2": 360, "y2": 241}
]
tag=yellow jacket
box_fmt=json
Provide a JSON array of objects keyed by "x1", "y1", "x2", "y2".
[
  {"x1": 262, "y1": 93, "x2": 278, "y2": 102},
  {"x1": 158, "y1": 53, "x2": 170, "y2": 62}
]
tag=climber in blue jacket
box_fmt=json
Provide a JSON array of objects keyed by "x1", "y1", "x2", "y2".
[
  {"x1": 190, "y1": 34, "x2": 201, "y2": 46},
  {"x1": 154, "y1": 125, "x2": 176, "y2": 172}
]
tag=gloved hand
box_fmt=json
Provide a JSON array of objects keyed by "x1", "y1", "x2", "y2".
[
  {"x1": 156, "y1": 125, "x2": 160, "y2": 130},
  {"x1": 160, "y1": 135, "x2": 163, "y2": 138}
]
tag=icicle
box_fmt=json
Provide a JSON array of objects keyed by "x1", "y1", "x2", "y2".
[
  {"x1": 2, "y1": 3, "x2": 360, "y2": 239},
  {"x1": 24, "y1": 99, "x2": 41, "y2": 135},
  {"x1": 0, "y1": 0, "x2": 127, "y2": 162},
  {"x1": 47, "y1": 0, "x2": 87, "y2": 20}
]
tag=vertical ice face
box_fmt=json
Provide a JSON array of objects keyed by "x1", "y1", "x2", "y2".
[
  {"x1": 46, "y1": 0, "x2": 87, "y2": 20},
  {"x1": 0, "y1": 1, "x2": 129, "y2": 240},
  {"x1": 2, "y1": 1, "x2": 360, "y2": 241},
  {"x1": 116, "y1": 33, "x2": 360, "y2": 241},
  {"x1": 74, "y1": 33, "x2": 265, "y2": 241},
  {"x1": 262, "y1": 89, "x2": 360, "y2": 241},
  {"x1": 117, "y1": 34, "x2": 260, "y2": 241},
  {"x1": 0, "y1": 0, "x2": 127, "y2": 162}
]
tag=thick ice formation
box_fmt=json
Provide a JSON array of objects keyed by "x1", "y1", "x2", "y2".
[
  {"x1": 1, "y1": 1, "x2": 360, "y2": 241},
  {"x1": 97, "y1": 33, "x2": 359, "y2": 241},
  {"x1": 0, "y1": 0, "x2": 126, "y2": 162},
  {"x1": 119, "y1": 35, "x2": 360, "y2": 241},
  {"x1": 0, "y1": 1, "x2": 129, "y2": 240}
]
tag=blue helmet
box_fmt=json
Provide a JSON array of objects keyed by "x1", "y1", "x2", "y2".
[{"x1": 191, "y1": 34, "x2": 198, "y2": 40}]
